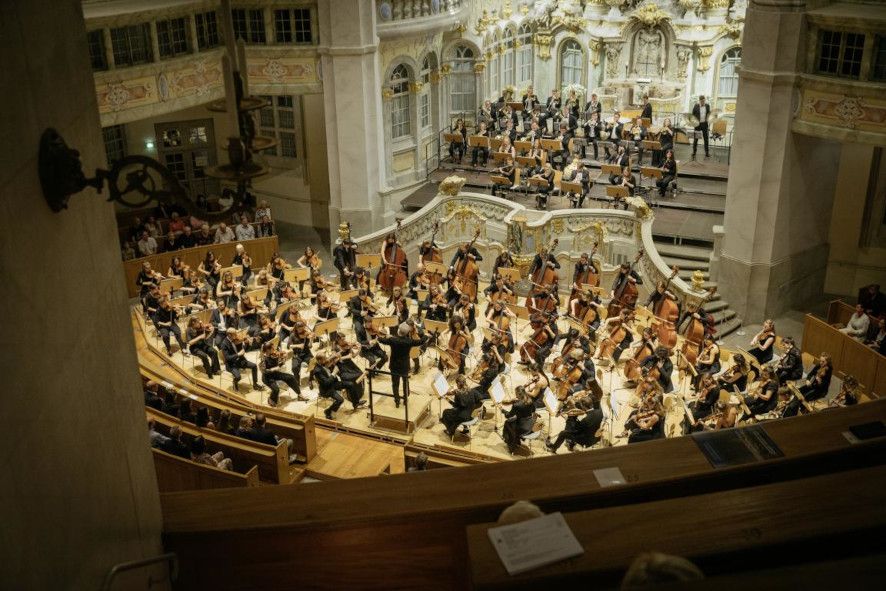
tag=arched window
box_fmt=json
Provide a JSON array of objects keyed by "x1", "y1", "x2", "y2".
[
  {"x1": 450, "y1": 45, "x2": 476, "y2": 115},
  {"x1": 390, "y1": 64, "x2": 411, "y2": 139},
  {"x1": 517, "y1": 23, "x2": 533, "y2": 84},
  {"x1": 559, "y1": 39, "x2": 583, "y2": 86},
  {"x1": 419, "y1": 56, "x2": 432, "y2": 129},
  {"x1": 489, "y1": 32, "x2": 500, "y2": 95},
  {"x1": 718, "y1": 47, "x2": 741, "y2": 97},
  {"x1": 502, "y1": 28, "x2": 515, "y2": 87}
]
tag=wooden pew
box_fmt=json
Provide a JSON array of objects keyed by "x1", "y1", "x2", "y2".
[
  {"x1": 160, "y1": 401, "x2": 886, "y2": 590},
  {"x1": 466, "y1": 464, "x2": 886, "y2": 590},
  {"x1": 141, "y1": 367, "x2": 316, "y2": 463},
  {"x1": 123, "y1": 236, "x2": 279, "y2": 298},
  {"x1": 802, "y1": 313, "x2": 885, "y2": 398},
  {"x1": 147, "y1": 407, "x2": 298, "y2": 484},
  {"x1": 152, "y1": 448, "x2": 259, "y2": 492}
]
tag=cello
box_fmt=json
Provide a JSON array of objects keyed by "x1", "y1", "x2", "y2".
[
  {"x1": 529, "y1": 238, "x2": 560, "y2": 297},
  {"x1": 680, "y1": 287, "x2": 717, "y2": 366},
  {"x1": 623, "y1": 328, "x2": 656, "y2": 384},
  {"x1": 607, "y1": 249, "x2": 644, "y2": 317},
  {"x1": 454, "y1": 227, "x2": 482, "y2": 302},
  {"x1": 653, "y1": 291, "x2": 681, "y2": 351},
  {"x1": 421, "y1": 221, "x2": 444, "y2": 286},
  {"x1": 519, "y1": 312, "x2": 554, "y2": 364},
  {"x1": 378, "y1": 219, "x2": 408, "y2": 296},
  {"x1": 652, "y1": 266, "x2": 679, "y2": 317}
]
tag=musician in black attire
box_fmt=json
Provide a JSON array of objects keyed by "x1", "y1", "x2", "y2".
[
  {"x1": 333, "y1": 238, "x2": 357, "y2": 289},
  {"x1": 546, "y1": 394, "x2": 603, "y2": 453},
  {"x1": 797, "y1": 354, "x2": 832, "y2": 402},
  {"x1": 532, "y1": 162, "x2": 556, "y2": 210},
  {"x1": 357, "y1": 323, "x2": 388, "y2": 371},
  {"x1": 528, "y1": 246, "x2": 560, "y2": 281},
  {"x1": 611, "y1": 262, "x2": 644, "y2": 298},
  {"x1": 348, "y1": 288, "x2": 374, "y2": 341},
  {"x1": 692, "y1": 95, "x2": 711, "y2": 159},
  {"x1": 640, "y1": 94, "x2": 653, "y2": 120},
  {"x1": 220, "y1": 328, "x2": 263, "y2": 391},
  {"x1": 379, "y1": 323, "x2": 428, "y2": 407},
  {"x1": 260, "y1": 342, "x2": 303, "y2": 406},
  {"x1": 449, "y1": 118, "x2": 468, "y2": 163},
  {"x1": 554, "y1": 122, "x2": 574, "y2": 170},
  {"x1": 156, "y1": 298, "x2": 188, "y2": 356},
  {"x1": 657, "y1": 150, "x2": 678, "y2": 198},
  {"x1": 441, "y1": 375, "x2": 484, "y2": 437},
  {"x1": 608, "y1": 146, "x2": 630, "y2": 184},
  {"x1": 490, "y1": 158, "x2": 516, "y2": 198},
  {"x1": 186, "y1": 319, "x2": 220, "y2": 378},
  {"x1": 745, "y1": 368, "x2": 780, "y2": 416},
  {"x1": 583, "y1": 112, "x2": 602, "y2": 160},
  {"x1": 502, "y1": 386, "x2": 537, "y2": 454},
  {"x1": 142, "y1": 286, "x2": 162, "y2": 323},
  {"x1": 136, "y1": 262, "x2": 160, "y2": 297},
  {"x1": 312, "y1": 353, "x2": 345, "y2": 419},
  {"x1": 450, "y1": 242, "x2": 483, "y2": 268},
  {"x1": 470, "y1": 121, "x2": 491, "y2": 167},
  {"x1": 565, "y1": 161, "x2": 592, "y2": 208},
  {"x1": 330, "y1": 346, "x2": 367, "y2": 410},
  {"x1": 640, "y1": 347, "x2": 674, "y2": 393},
  {"x1": 775, "y1": 337, "x2": 803, "y2": 383}
]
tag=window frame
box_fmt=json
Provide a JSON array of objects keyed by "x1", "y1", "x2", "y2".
[
  {"x1": 559, "y1": 39, "x2": 584, "y2": 88},
  {"x1": 231, "y1": 8, "x2": 267, "y2": 44},
  {"x1": 156, "y1": 16, "x2": 191, "y2": 60},
  {"x1": 87, "y1": 29, "x2": 108, "y2": 71},
  {"x1": 516, "y1": 24, "x2": 533, "y2": 84},
  {"x1": 449, "y1": 45, "x2": 476, "y2": 116},
  {"x1": 717, "y1": 47, "x2": 741, "y2": 98},
  {"x1": 110, "y1": 23, "x2": 153, "y2": 67},
  {"x1": 816, "y1": 29, "x2": 865, "y2": 79},
  {"x1": 390, "y1": 64, "x2": 412, "y2": 140},
  {"x1": 258, "y1": 95, "x2": 299, "y2": 159},
  {"x1": 195, "y1": 11, "x2": 220, "y2": 51},
  {"x1": 102, "y1": 125, "x2": 127, "y2": 166}
]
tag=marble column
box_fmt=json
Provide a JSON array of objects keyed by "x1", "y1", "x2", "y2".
[
  {"x1": 719, "y1": 0, "x2": 841, "y2": 323},
  {"x1": 318, "y1": 0, "x2": 385, "y2": 239}
]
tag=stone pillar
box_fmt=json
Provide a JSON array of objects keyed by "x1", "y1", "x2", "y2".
[
  {"x1": 718, "y1": 0, "x2": 841, "y2": 323},
  {"x1": 2, "y1": 0, "x2": 163, "y2": 587},
  {"x1": 709, "y1": 224, "x2": 725, "y2": 281},
  {"x1": 318, "y1": 0, "x2": 385, "y2": 239}
]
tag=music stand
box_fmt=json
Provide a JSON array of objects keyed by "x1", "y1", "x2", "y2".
[
  {"x1": 489, "y1": 137, "x2": 503, "y2": 151},
  {"x1": 425, "y1": 261, "x2": 447, "y2": 276},
  {"x1": 491, "y1": 152, "x2": 512, "y2": 164},
  {"x1": 369, "y1": 315, "x2": 399, "y2": 330},
  {"x1": 540, "y1": 138, "x2": 562, "y2": 152},
  {"x1": 356, "y1": 254, "x2": 382, "y2": 275},
  {"x1": 560, "y1": 180, "x2": 582, "y2": 199},
  {"x1": 159, "y1": 277, "x2": 183, "y2": 295},
  {"x1": 283, "y1": 268, "x2": 309, "y2": 283},
  {"x1": 566, "y1": 316, "x2": 588, "y2": 335},
  {"x1": 514, "y1": 141, "x2": 532, "y2": 153},
  {"x1": 443, "y1": 132, "x2": 464, "y2": 144},
  {"x1": 606, "y1": 186, "x2": 629, "y2": 204},
  {"x1": 528, "y1": 177, "x2": 550, "y2": 191},
  {"x1": 468, "y1": 135, "x2": 490, "y2": 148},
  {"x1": 432, "y1": 371, "x2": 450, "y2": 418},
  {"x1": 506, "y1": 303, "x2": 530, "y2": 320},
  {"x1": 601, "y1": 163, "x2": 623, "y2": 176},
  {"x1": 423, "y1": 319, "x2": 449, "y2": 336},
  {"x1": 507, "y1": 101, "x2": 524, "y2": 112},
  {"x1": 516, "y1": 156, "x2": 536, "y2": 168},
  {"x1": 314, "y1": 318, "x2": 340, "y2": 346},
  {"x1": 497, "y1": 267, "x2": 521, "y2": 283},
  {"x1": 489, "y1": 377, "x2": 507, "y2": 429}
]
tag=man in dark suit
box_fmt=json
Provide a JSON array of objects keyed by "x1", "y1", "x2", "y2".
[
  {"x1": 333, "y1": 238, "x2": 357, "y2": 289},
  {"x1": 692, "y1": 95, "x2": 711, "y2": 159},
  {"x1": 379, "y1": 323, "x2": 427, "y2": 408},
  {"x1": 312, "y1": 353, "x2": 345, "y2": 419},
  {"x1": 640, "y1": 94, "x2": 653, "y2": 120},
  {"x1": 160, "y1": 426, "x2": 190, "y2": 459},
  {"x1": 220, "y1": 328, "x2": 263, "y2": 392}
]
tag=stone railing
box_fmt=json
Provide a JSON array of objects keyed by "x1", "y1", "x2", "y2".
[
  {"x1": 375, "y1": 0, "x2": 465, "y2": 38},
  {"x1": 351, "y1": 178, "x2": 708, "y2": 306}
]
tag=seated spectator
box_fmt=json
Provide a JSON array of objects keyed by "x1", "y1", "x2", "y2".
[
  {"x1": 190, "y1": 435, "x2": 233, "y2": 471},
  {"x1": 196, "y1": 223, "x2": 213, "y2": 246},
  {"x1": 195, "y1": 406, "x2": 214, "y2": 429},
  {"x1": 839, "y1": 303, "x2": 870, "y2": 340},
  {"x1": 163, "y1": 230, "x2": 178, "y2": 252},
  {"x1": 168, "y1": 212, "x2": 186, "y2": 234},
  {"x1": 147, "y1": 419, "x2": 170, "y2": 448},
  {"x1": 214, "y1": 409, "x2": 236, "y2": 434},
  {"x1": 177, "y1": 225, "x2": 196, "y2": 249},
  {"x1": 129, "y1": 216, "x2": 146, "y2": 242},
  {"x1": 122, "y1": 239, "x2": 136, "y2": 261},
  {"x1": 214, "y1": 222, "x2": 235, "y2": 244},
  {"x1": 144, "y1": 381, "x2": 164, "y2": 411},
  {"x1": 246, "y1": 414, "x2": 293, "y2": 460},
  {"x1": 160, "y1": 426, "x2": 190, "y2": 458},
  {"x1": 859, "y1": 284, "x2": 886, "y2": 318},
  {"x1": 178, "y1": 399, "x2": 197, "y2": 424},
  {"x1": 137, "y1": 231, "x2": 158, "y2": 257},
  {"x1": 867, "y1": 317, "x2": 886, "y2": 354},
  {"x1": 255, "y1": 200, "x2": 274, "y2": 236},
  {"x1": 235, "y1": 415, "x2": 253, "y2": 439},
  {"x1": 162, "y1": 390, "x2": 179, "y2": 416},
  {"x1": 235, "y1": 215, "x2": 256, "y2": 241},
  {"x1": 144, "y1": 216, "x2": 161, "y2": 238}
]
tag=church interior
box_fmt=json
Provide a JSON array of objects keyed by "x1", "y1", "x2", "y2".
[{"x1": 3, "y1": 0, "x2": 886, "y2": 589}]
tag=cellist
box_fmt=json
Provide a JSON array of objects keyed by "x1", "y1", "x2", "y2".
[
  {"x1": 569, "y1": 250, "x2": 600, "y2": 307},
  {"x1": 640, "y1": 346, "x2": 675, "y2": 394},
  {"x1": 450, "y1": 229, "x2": 482, "y2": 302},
  {"x1": 610, "y1": 261, "x2": 643, "y2": 305},
  {"x1": 378, "y1": 229, "x2": 408, "y2": 296},
  {"x1": 527, "y1": 241, "x2": 560, "y2": 298}
]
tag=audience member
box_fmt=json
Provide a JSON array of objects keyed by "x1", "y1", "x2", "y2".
[
  {"x1": 214, "y1": 223, "x2": 236, "y2": 244},
  {"x1": 255, "y1": 200, "x2": 274, "y2": 236},
  {"x1": 168, "y1": 212, "x2": 186, "y2": 234},
  {"x1": 137, "y1": 231, "x2": 158, "y2": 256},
  {"x1": 160, "y1": 426, "x2": 190, "y2": 459},
  {"x1": 196, "y1": 224, "x2": 213, "y2": 246},
  {"x1": 839, "y1": 303, "x2": 870, "y2": 340},
  {"x1": 177, "y1": 225, "x2": 196, "y2": 249},
  {"x1": 144, "y1": 216, "x2": 161, "y2": 238},
  {"x1": 147, "y1": 419, "x2": 170, "y2": 448},
  {"x1": 235, "y1": 215, "x2": 256, "y2": 241},
  {"x1": 189, "y1": 435, "x2": 233, "y2": 471}
]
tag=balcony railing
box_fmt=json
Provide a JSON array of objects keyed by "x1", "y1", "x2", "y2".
[{"x1": 376, "y1": 0, "x2": 464, "y2": 37}]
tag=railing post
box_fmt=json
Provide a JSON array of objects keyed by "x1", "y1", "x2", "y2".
[{"x1": 709, "y1": 224, "x2": 724, "y2": 282}]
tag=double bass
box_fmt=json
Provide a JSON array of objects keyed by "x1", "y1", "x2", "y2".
[
  {"x1": 569, "y1": 241, "x2": 600, "y2": 305},
  {"x1": 422, "y1": 221, "x2": 444, "y2": 286},
  {"x1": 652, "y1": 265, "x2": 679, "y2": 317},
  {"x1": 530, "y1": 238, "x2": 560, "y2": 295},
  {"x1": 378, "y1": 219, "x2": 408, "y2": 295},
  {"x1": 607, "y1": 249, "x2": 644, "y2": 317},
  {"x1": 680, "y1": 287, "x2": 717, "y2": 366},
  {"x1": 454, "y1": 227, "x2": 482, "y2": 302}
]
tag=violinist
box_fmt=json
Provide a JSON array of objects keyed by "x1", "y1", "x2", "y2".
[
  {"x1": 502, "y1": 386, "x2": 537, "y2": 455},
  {"x1": 387, "y1": 286, "x2": 410, "y2": 327},
  {"x1": 358, "y1": 319, "x2": 389, "y2": 370},
  {"x1": 744, "y1": 368, "x2": 780, "y2": 417},
  {"x1": 209, "y1": 299, "x2": 232, "y2": 346},
  {"x1": 348, "y1": 287, "x2": 376, "y2": 339},
  {"x1": 407, "y1": 262, "x2": 431, "y2": 304},
  {"x1": 545, "y1": 392, "x2": 603, "y2": 453},
  {"x1": 453, "y1": 293, "x2": 477, "y2": 331},
  {"x1": 441, "y1": 374, "x2": 484, "y2": 437},
  {"x1": 278, "y1": 305, "x2": 303, "y2": 343},
  {"x1": 470, "y1": 120, "x2": 491, "y2": 168},
  {"x1": 156, "y1": 297, "x2": 188, "y2": 356},
  {"x1": 694, "y1": 334, "x2": 721, "y2": 386},
  {"x1": 311, "y1": 352, "x2": 345, "y2": 419},
  {"x1": 267, "y1": 254, "x2": 289, "y2": 283},
  {"x1": 220, "y1": 328, "x2": 263, "y2": 392},
  {"x1": 424, "y1": 284, "x2": 448, "y2": 322},
  {"x1": 525, "y1": 364, "x2": 550, "y2": 409},
  {"x1": 309, "y1": 269, "x2": 335, "y2": 295},
  {"x1": 179, "y1": 265, "x2": 200, "y2": 295},
  {"x1": 775, "y1": 336, "x2": 803, "y2": 384},
  {"x1": 238, "y1": 294, "x2": 265, "y2": 337},
  {"x1": 315, "y1": 290, "x2": 340, "y2": 322},
  {"x1": 186, "y1": 317, "x2": 220, "y2": 379},
  {"x1": 287, "y1": 320, "x2": 314, "y2": 391},
  {"x1": 710, "y1": 398, "x2": 740, "y2": 430},
  {"x1": 216, "y1": 271, "x2": 238, "y2": 305},
  {"x1": 797, "y1": 353, "x2": 832, "y2": 403},
  {"x1": 256, "y1": 315, "x2": 276, "y2": 346},
  {"x1": 137, "y1": 261, "x2": 163, "y2": 297},
  {"x1": 626, "y1": 400, "x2": 664, "y2": 444},
  {"x1": 690, "y1": 374, "x2": 720, "y2": 421},
  {"x1": 330, "y1": 336, "x2": 368, "y2": 410},
  {"x1": 333, "y1": 237, "x2": 358, "y2": 289},
  {"x1": 192, "y1": 289, "x2": 216, "y2": 313},
  {"x1": 297, "y1": 246, "x2": 322, "y2": 272},
  {"x1": 748, "y1": 319, "x2": 776, "y2": 365},
  {"x1": 260, "y1": 341, "x2": 306, "y2": 406},
  {"x1": 717, "y1": 354, "x2": 749, "y2": 392},
  {"x1": 829, "y1": 375, "x2": 859, "y2": 409},
  {"x1": 657, "y1": 150, "x2": 677, "y2": 198},
  {"x1": 198, "y1": 251, "x2": 222, "y2": 290},
  {"x1": 640, "y1": 347, "x2": 675, "y2": 393},
  {"x1": 232, "y1": 243, "x2": 253, "y2": 286},
  {"x1": 378, "y1": 322, "x2": 427, "y2": 407},
  {"x1": 167, "y1": 257, "x2": 186, "y2": 279},
  {"x1": 354, "y1": 266, "x2": 372, "y2": 297}
]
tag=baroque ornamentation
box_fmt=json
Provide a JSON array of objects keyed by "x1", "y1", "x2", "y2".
[
  {"x1": 382, "y1": 87, "x2": 394, "y2": 100},
  {"x1": 676, "y1": 46, "x2": 692, "y2": 81},
  {"x1": 589, "y1": 39, "x2": 604, "y2": 67},
  {"x1": 534, "y1": 32, "x2": 553, "y2": 61},
  {"x1": 409, "y1": 82, "x2": 423, "y2": 93},
  {"x1": 696, "y1": 46, "x2": 714, "y2": 73},
  {"x1": 439, "y1": 175, "x2": 467, "y2": 196},
  {"x1": 605, "y1": 42, "x2": 624, "y2": 79},
  {"x1": 626, "y1": 196, "x2": 652, "y2": 219},
  {"x1": 627, "y1": 3, "x2": 671, "y2": 28},
  {"x1": 719, "y1": 21, "x2": 742, "y2": 40},
  {"x1": 473, "y1": 62, "x2": 486, "y2": 74}
]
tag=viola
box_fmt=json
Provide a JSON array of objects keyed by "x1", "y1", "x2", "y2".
[{"x1": 454, "y1": 227, "x2": 482, "y2": 302}]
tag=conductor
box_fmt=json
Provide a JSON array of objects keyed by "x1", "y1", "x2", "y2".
[{"x1": 378, "y1": 323, "x2": 427, "y2": 408}]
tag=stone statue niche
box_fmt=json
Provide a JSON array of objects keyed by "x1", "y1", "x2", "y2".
[{"x1": 632, "y1": 26, "x2": 666, "y2": 79}]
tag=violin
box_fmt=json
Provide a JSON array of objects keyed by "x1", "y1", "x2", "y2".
[
  {"x1": 361, "y1": 293, "x2": 379, "y2": 316},
  {"x1": 307, "y1": 253, "x2": 322, "y2": 271},
  {"x1": 607, "y1": 249, "x2": 644, "y2": 318},
  {"x1": 454, "y1": 227, "x2": 482, "y2": 302},
  {"x1": 378, "y1": 219, "x2": 408, "y2": 295}
]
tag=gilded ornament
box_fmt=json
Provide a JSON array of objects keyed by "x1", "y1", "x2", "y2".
[
  {"x1": 552, "y1": 219, "x2": 565, "y2": 234},
  {"x1": 382, "y1": 87, "x2": 394, "y2": 100},
  {"x1": 696, "y1": 46, "x2": 714, "y2": 73},
  {"x1": 719, "y1": 22, "x2": 742, "y2": 40},
  {"x1": 691, "y1": 270, "x2": 706, "y2": 290},
  {"x1": 439, "y1": 175, "x2": 467, "y2": 196},
  {"x1": 627, "y1": 3, "x2": 671, "y2": 28},
  {"x1": 502, "y1": 0, "x2": 513, "y2": 18},
  {"x1": 589, "y1": 39, "x2": 604, "y2": 66},
  {"x1": 473, "y1": 62, "x2": 486, "y2": 74},
  {"x1": 626, "y1": 196, "x2": 652, "y2": 219},
  {"x1": 409, "y1": 82, "x2": 423, "y2": 93},
  {"x1": 534, "y1": 33, "x2": 553, "y2": 61}
]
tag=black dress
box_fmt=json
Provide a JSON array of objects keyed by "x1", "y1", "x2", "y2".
[
  {"x1": 441, "y1": 388, "x2": 483, "y2": 435},
  {"x1": 503, "y1": 401, "x2": 536, "y2": 452}
]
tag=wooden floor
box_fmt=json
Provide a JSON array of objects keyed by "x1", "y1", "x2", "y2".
[{"x1": 306, "y1": 429, "x2": 405, "y2": 479}]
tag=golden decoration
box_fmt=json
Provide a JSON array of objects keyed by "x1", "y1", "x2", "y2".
[
  {"x1": 454, "y1": 22, "x2": 466, "y2": 36},
  {"x1": 703, "y1": 0, "x2": 730, "y2": 8},
  {"x1": 520, "y1": 4, "x2": 529, "y2": 15},
  {"x1": 513, "y1": 254, "x2": 533, "y2": 276},
  {"x1": 719, "y1": 22, "x2": 742, "y2": 40},
  {"x1": 381, "y1": 87, "x2": 394, "y2": 100},
  {"x1": 473, "y1": 63, "x2": 486, "y2": 74},
  {"x1": 696, "y1": 46, "x2": 714, "y2": 73},
  {"x1": 475, "y1": 10, "x2": 491, "y2": 35},
  {"x1": 337, "y1": 222, "x2": 350, "y2": 242},
  {"x1": 691, "y1": 270, "x2": 706, "y2": 290},
  {"x1": 552, "y1": 219, "x2": 565, "y2": 234},
  {"x1": 534, "y1": 33, "x2": 553, "y2": 61},
  {"x1": 589, "y1": 39, "x2": 604, "y2": 67},
  {"x1": 626, "y1": 196, "x2": 652, "y2": 219},
  {"x1": 439, "y1": 176, "x2": 467, "y2": 196},
  {"x1": 440, "y1": 64, "x2": 452, "y2": 77},
  {"x1": 502, "y1": 0, "x2": 513, "y2": 18},
  {"x1": 627, "y1": 3, "x2": 671, "y2": 28},
  {"x1": 409, "y1": 82, "x2": 423, "y2": 93},
  {"x1": 430, "y1": 70, "x2": 442, "y2": 83}
]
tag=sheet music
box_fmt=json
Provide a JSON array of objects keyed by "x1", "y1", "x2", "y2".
[
  {"x1": 490, "y1": 378, "x2": 506, "y2": 404},
  {"x1": 487, "y1": 512, "x2": 584, "y2": 576},
  {"x1": 432, "y1": 373, "x2": 449, "y2": 398},
  {"x1": 543, "y1": 388, "x2": 560, "y2": 415}
]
